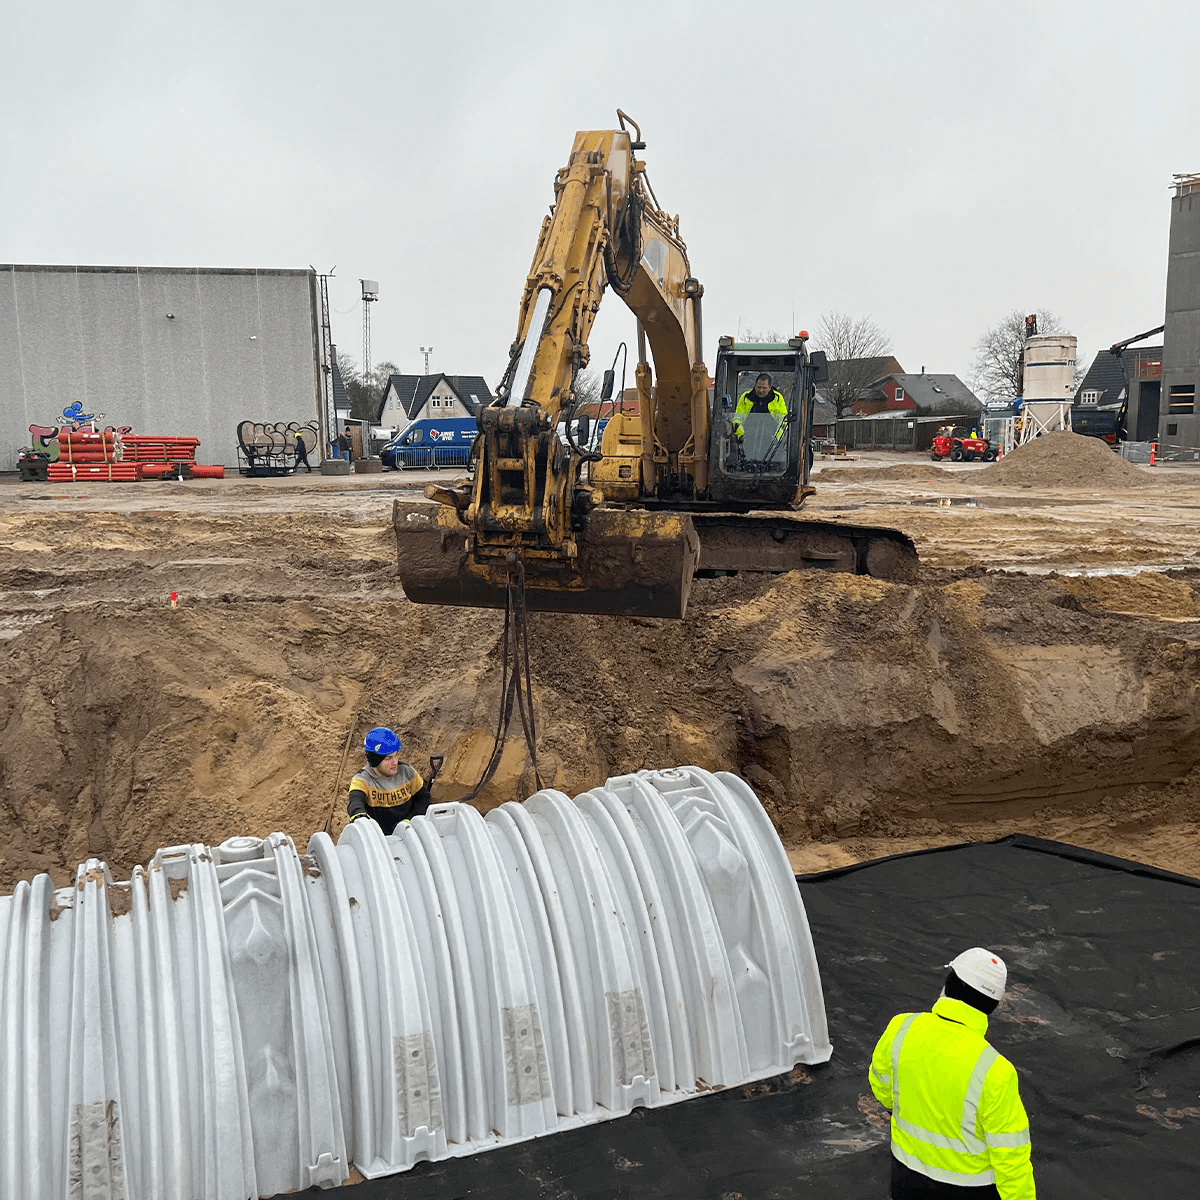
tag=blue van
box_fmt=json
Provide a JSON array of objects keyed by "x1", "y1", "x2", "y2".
[{"x1": 382, "y1": 418, "x2": 479, "y2": 470}]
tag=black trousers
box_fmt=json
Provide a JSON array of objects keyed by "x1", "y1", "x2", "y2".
[{"x1": 891, "y1": 1156, "x2": 1001, "y2": 1199}]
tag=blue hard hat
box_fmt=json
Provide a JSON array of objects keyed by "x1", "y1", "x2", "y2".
[{"x1": 364, "y1": 727, "x2": 401, "y2": 756}]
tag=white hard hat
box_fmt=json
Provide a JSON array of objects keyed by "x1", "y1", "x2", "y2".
[{"x1": 946, "y1": 947, "x2": 1008, "y2": 1001}]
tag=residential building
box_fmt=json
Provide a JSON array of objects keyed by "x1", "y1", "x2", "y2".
[
  {"x1": 379, "y1": 373, "x2": 492, "y2": 433},
  {"x1": 822, "y1": 354, "x2": 905, "y2": 416},
  {"x1": 331, "y1": 350, "x2": 352, "y2": 427},
  {"x1": 851, "y1": 373, "x2": 982, "y2": 421},
  {"x1": 836, "y1": 373, "x2": 982, "y2": 451},
  {"x1": 1072, "y1": 346, "x2": 1162, "y2": 443}
]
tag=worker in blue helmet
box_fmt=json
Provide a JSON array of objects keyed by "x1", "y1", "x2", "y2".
[{"x1": 347, "y1": 726, "x2": 438, "y2": 834}]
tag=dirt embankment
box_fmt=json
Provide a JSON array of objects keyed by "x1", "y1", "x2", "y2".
[
  {"x1": 815, "y1": 463, "x2": 963, "y2": 484},
  {"x1": 3, "y1": 548, "x2": 1200, "y2": 888}
]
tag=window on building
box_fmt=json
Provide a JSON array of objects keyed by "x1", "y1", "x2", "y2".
[
  {"x1": 1080, "y1": 390, "x2": 1100, "y2": 405},
  {"x1": 895, "y1": 388, "x2": 904, "y2": 403},
  {"x1": 1168, "y1": 423, "x2": 1179, "y2": 436},
  {"x1": 1169, "y1": 384, "x2": 1196, "y2": 414}
]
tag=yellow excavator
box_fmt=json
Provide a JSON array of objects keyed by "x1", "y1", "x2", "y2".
[{"x1": 394, "y1": 112, "x2": 916, "y2": 619}]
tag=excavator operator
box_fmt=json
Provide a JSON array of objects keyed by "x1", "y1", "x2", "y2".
[{"x1": 733, "y1": 373, "x2": 789, "y2": 445}]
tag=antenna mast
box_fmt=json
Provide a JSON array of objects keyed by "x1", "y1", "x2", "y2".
[{"x1": 361, "y1": 278, "x2": 379, "y2": 391}]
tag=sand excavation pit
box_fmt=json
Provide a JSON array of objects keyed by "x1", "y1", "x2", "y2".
[
  {"x1": 2, "y1": 475, "x2": 1200, "y2": 889},
  {"x1": 3, "y1": 434, "x2": 1200, "y2": 889}
]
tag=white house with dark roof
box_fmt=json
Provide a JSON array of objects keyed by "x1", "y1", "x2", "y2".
[{"x1": 379, "y1": 373, "x2": 492, "y2": 433}]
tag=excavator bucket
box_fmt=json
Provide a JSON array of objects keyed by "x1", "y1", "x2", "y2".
[{"x1": 393, "y1": 500, "x2": 702, "y2": 618}]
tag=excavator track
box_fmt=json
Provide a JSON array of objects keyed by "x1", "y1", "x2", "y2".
[
  {"x1": 690, "y1": 511, "x2": 919, "y2": 583},
  {"x1": 393, "y1": 500, "x2": 917, "y2": 619}
]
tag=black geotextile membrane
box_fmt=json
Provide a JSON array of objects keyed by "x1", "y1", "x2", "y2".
[{"x1": 306, "y1": 836, "x2": 1200, "y2": 1200}]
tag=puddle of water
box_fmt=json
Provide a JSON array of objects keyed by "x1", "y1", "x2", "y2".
[
  {"x1": 997, "y1": 563, "x2": 1197, "y2": 577},
  {"x1": 908, "y1": 497, "x2": 983, "y2": 508}
]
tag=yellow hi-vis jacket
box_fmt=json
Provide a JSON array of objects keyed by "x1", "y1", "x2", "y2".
[
  {"x1": 733, "y1": 389, "x2": 788, "y2": 440},
  {"x1": 869, "y1": 996, "x2": 1035, "y2": 1198}
]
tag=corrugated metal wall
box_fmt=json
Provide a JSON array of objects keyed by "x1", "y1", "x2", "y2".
[{"x1": 0, "y1": 265, "x2": 321, "y2": 471}]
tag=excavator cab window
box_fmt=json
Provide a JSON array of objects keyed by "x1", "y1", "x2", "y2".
[{"x1": 711, "y1": 354, "x2": 803, "y2": 479}]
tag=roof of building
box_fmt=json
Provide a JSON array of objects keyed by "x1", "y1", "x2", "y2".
[
  {"x1": 331, "y1": 356, "x2": 350, "y2": 411},
  {"x1": 380, "y1": 373, "x2": 493, "y2": 422},
  {"x1": 813, "y1": 394, "x2": 838, "y2": 425},
  {"x1": 870, "y1": 373, "x2": 982, "y2": 417},
  {"x1": 829, "y1": 354, "x2": 905, "y2": 381},
  {"x1": 1074, "y1": 351, "x2": 1128, "y2": 407}
]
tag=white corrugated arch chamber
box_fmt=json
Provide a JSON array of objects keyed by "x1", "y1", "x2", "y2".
[{"x1": 0, "y1": 766, "x2": 831, "y2": 1200}]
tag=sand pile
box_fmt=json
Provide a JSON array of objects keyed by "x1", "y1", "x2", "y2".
[
  {"x1": 1054, "y1": 571, "x2": 1200, "y2": 618},
  {"x1": 979, "y1": 430, "x2": 1152, "y2": 488}
]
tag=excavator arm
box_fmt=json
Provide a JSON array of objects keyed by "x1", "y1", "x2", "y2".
[{"x1": 395, "y1": 115, "x2": 707, "y2": 617}]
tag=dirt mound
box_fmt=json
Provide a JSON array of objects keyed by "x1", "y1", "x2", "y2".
[
  {"x1": 1054, "y1": 571, "x2": 1200, "y2": 618},
  {"x1": 978, "y1": 430, "x2": 1153, "y2": 488},
  {"x1": 815, "y1": 463, "x2": 961, "y2": 484}
]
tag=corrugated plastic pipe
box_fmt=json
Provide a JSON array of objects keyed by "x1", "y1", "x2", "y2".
[{"x1": 0, "y1": 767, "x2": 831, "y2": 1200}]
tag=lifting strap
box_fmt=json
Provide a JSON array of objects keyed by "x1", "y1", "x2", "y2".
[{"x1": 465, "y1": 557, "x2": 544, "y2": 800}]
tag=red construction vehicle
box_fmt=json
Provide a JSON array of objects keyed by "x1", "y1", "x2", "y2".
[{"x1": 930, "y1": 424, "x2": 996, "y2": 463}]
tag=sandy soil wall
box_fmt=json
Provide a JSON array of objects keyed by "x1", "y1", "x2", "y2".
[{"x1": 3, "y1": 552, "x2": 1199, "y2": 888}]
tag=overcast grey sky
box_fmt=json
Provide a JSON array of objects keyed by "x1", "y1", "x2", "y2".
[{"x1": 3, "y1": 0, "x2": 1196, "y2": 395}]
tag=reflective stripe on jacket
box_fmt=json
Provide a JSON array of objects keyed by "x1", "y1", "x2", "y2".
[{"x1": 869, "y1": 996, "x2": 1035, "y2": 1198}]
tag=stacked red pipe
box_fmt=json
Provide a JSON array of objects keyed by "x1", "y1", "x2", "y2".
[
  {"x1": 49, "y1": 430, "x2": 141, "y2": 480},
  {"x1": 43, "y1": 428, "x2": 222, "y2": 483},
  {"x1": 56, "y1": 430, "x2": 121, "y2": 464},
  {"x1": 122, "y1": 435, "x2": 201, "y2": 465},
  {"x1": 47, "y1": 462, "x2": 144, "y2": 482}
]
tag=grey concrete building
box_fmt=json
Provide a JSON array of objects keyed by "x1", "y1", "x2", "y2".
[
  {"x1": 1122, "y1": 345, "x2": 1164, "y2": 444},
  {"x1": 1161, "y1": 175, "x2": 1200, "y2": 452},
  {"x1": 1, "y1": 264, "x2": 324, "y2": 471},
  {"x1": 1073, "y1": 344, "x2": 1162, "y2": 444}
]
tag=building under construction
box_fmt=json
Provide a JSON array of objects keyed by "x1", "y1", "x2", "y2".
[{"x1": 1160, "y1": 173, "x2": 1200, "y2": 455}]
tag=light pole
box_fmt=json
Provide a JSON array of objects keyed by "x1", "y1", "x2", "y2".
[
  {"x1": 361, "y1": 279, "x2": 379, "y2": 385},
  {"x1": 420, "y1": 346, "x2": 434, "y2": 375}
]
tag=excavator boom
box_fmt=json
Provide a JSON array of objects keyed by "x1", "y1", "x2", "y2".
[{"x1": 395, "y1": 117, "x2": 709, "y2": 616}]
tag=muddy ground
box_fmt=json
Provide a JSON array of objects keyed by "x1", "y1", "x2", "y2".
[{"x1": 2, "y1": 432, "x2": 1199, "y2": 888}]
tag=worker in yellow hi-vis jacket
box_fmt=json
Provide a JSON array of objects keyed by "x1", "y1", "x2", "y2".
[{"x1": 869, "y1": 948, "x2": 1035, "y2": 1199}]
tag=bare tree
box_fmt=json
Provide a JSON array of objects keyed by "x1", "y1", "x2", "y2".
[
  {"x1": 969, "y1": 309, "x2": 1070, "y2": 401},
  {"x1": 810, "y1": 312, "x2": 894, "y2": 416},
  {"x1": 739, "y1": 326, "x2": 787, "y2": 344},
  {"x1": 573, "y1": 367, "x2": 604, "y2": 411},
  {"x1": 337, "y1": 351, "x2": 400, "y2": 421}
]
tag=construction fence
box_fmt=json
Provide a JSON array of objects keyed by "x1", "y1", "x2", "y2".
[{"x1": 833, "y1": 415, "x2": 975, "y2": 452}]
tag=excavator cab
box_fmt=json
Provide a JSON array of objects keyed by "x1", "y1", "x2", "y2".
[{"x1": 706, "y1": 337, "x2": 827, "y2": 506}]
